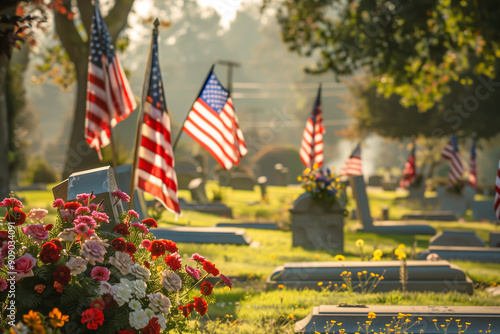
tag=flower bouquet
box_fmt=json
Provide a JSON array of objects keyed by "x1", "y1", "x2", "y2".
[
  {"x1": 297, "y1": 164, "x2": 347, "y2": 210},
  {"x1": 0, "y1": 191, "x2": 231, "y2": 333}
]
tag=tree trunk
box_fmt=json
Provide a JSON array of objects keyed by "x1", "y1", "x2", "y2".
[{"x1": 0, "y1": 53, "x2": 10, "y2": 198}]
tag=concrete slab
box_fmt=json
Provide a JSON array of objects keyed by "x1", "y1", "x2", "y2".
[
  {"x1": 151, "y1": 226, "x2": 252, "y2": 245},
  {"x1": 295, "y1": 305, "x2": 500, "y2": 334},
  {"x1": 401, "y1": 211, "x2": 457, "y2": 221},
  {"x1": 215, "y1": 222, "x2": 279, "y2": 230},
  {"x1": 419, "y1": 246, "x2": 500, "y2": 263}
]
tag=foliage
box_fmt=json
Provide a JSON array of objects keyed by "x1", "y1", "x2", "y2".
[
  {"x1": 0, "y1": 192, "x2": 230, "y2": 333},
  {"x1": 28, "y1": 157, "x2": 59, "y2": 184},
  {"x1": 265, "y1": 0, "x2": 500, "y2": 113},
  {"x1": 298, "y1": 164, "x2": 346, "y2": 209}
]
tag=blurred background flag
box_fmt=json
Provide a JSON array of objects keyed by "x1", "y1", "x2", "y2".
[
  {"x1": 340, "y1": 142, "x2": 363, "y2": 176},
  {"x1": 299, "y1": 84, "x2": 325, "y2": 168},
  {"x1": 441, "y1": 134, "x2": 464, "y2": 186},
  {"x1": 85, "y1": 0, "x2": 136, "y2": 160},
  {"x1": 469, "y1": 138, "x2": 477, "y2": 188},
  {"x1": 495, "y1": 156, "x2": 500, "y2": 223},
  {"x1": 400, "y1": 145, "x2": 416, "y2": 188}
]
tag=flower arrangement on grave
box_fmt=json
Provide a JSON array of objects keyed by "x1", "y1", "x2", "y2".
[
  {"x1": 297, "y1": 164, "x2": 347, "y2": 210},
  {"x1": 0, "y1": 191, "x2": 231, "y2": 333}
]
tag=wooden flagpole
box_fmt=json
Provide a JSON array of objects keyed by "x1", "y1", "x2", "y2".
[
  {"x1": 171, "y1": 64, "x2": 215, "y2": 152},
  {"x1": 128, "y1": 19, "x2": 159, "y2": 210}
]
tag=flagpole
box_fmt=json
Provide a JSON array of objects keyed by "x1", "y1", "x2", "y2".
[
  {"x1": 110, "y1": 130, "x2": 118, "y2": 181},
  {"x1": 129, "y1": 19, "x2": 158, "y2": 210},
  {"x1": 172, "y1": 64, "x2": 215, "y2": 152}
]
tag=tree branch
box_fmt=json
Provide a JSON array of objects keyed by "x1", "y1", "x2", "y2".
[
  {"x1": 77, "y1": 0, "x2": 93, "y2": 37},
  {"x1": 105, "y1": 0, "x2": 134, "y2": 44},
  {"x1": 54, "y1": 10, "x2": 83, "y2": 67}
]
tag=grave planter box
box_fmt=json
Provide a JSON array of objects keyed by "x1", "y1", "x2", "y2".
[
  {"x1": 266, "y1": 260, "x2": 473, "y2": 294},
  {"x1": 290, "y1": 193, "x2": 344, "y2": 251},
  {"x1": 295, "y1": 305, "x2": 500, "y2": 334}
]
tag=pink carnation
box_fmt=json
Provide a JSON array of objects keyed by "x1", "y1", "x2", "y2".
[
  {"x1": 21, "y1": 224, "x2": 49, "y2": 243},
  {"x1": 131, "y1": 222, "x2": 149, "y2": 237},
  {"x1": 185, "y1": 266, "x2": 201, "y2": 280},
  {"x1": 0, "y1": 278, "x2": 7, "y2": 291},
  {"x1": 92, "y1": 211, "x2": 109, "y2": 224},
  {"x1": 52, "y1": 198, "x2": 65, "y2": 208},
  {"x1": 89, "y1": 203, "x2": 98, "y2": 212},
  {"x1": 220, "y1": 274, "x2": 232, "y2": 289},
  {"x1": 91, "y1": 266, "x2": 110, "y2": 282},
  {"x1": 77, "y1": 193, "x2": 96, "y2": 206},
  {"x1": 140, "y1": 239, "x2": 151, "y2": 249},
  {"x1": 74, "y1": 223, "x2": 90, "y2": 234},
  {"x1": 13, "y1": 253, "x2": 37, "y2": 279},
  {"x1": 27, "y1": 208, "x2": 48, "y2": 222},
  {"x1": 75, "y1": 207, "x2": 91, "y2": 215},
  {"x1": 128, "y1": 210, "x2": 139, "y2": 219},
  {"x1": 112, "y1": 189, "x2": 130, "y2": 203},
  {"x1": 0, "y1": 197, "x2": 23, "y2": 208},
  {"x1": 74, "y1": 215, "x2": 97, "y2": 229},
  {"x1": 188, "y1": 253, "x2": 207, "y2": 264}
]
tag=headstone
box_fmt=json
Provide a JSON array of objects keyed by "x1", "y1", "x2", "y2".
[
  {"x1": 349, "y1": 176, "x2": 436, "y2": 235},
  {"x1": 437, "y1": 185, "x2": 476, "y2": 217},
  {"x1": 229, "y1": 173, "x2": 255, "y2": 191},
  {"x1": 281, "y1": 167, "x2": 289, "y2": 185},
  {"x1": 351, "y1": 209, "x2": 357, "y2": 220},
  {"x1": 429, "y1": 230, "x2": 485, "y2": 247},
  {"x1": 401, "y1": 211, "x2": 457, "y2": 221},
  {"x1": 187, "y1": 178, "x2": 208, "y2": 204},
  {"x1": 290, "y1": 193, "x2": 344, "y2": 251},
  {"x1": 490, "y1": 232, "x2": 500, "y2": 248},
  {"x1": 367, "y1": 175, "x2": 382, "y2": 187},
  {"x1": 257, "y1": 176, "x2": 267, "y2": 202},
  {"x1": 381, "y1": 180, "x2": 398, "y2": 191},
  {"x1": 52, "y1": 166, "x2": 123, "y2": 224},
  {"x1": 151, "y1": 227, "x2": 252, "y2": 245},
  {"x1": 115, "y1": 165, "x2": 148, "y2": 220},
  {"x1": 381, "y1": 206, "x2": 389, "y2": 220},
  {"x1": 266, "y1": 260, "x2": 473, "y2": 294},
  {"x1": 274, "y1": 163, "x2": 287, "y2": 186},
  {"x1": 179, "y1": 199, "x2": 233, "y2": 218},
  {"x1": 472, "y1": 200, "x2": 497, "y2": 222},
  {"x1": 215, "y1": 222, "x2": 278, "y2": 230},
  {"x1": 418, "y1": 246, "x2": 500, "y2": 263},
  {"x1": 295, "y1": 305, "x2": 500, "y2": 334},
  {"x1": 176, "y1": 158, "x2": 201, "y2": 189}
]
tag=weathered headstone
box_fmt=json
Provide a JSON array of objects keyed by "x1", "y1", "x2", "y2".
[
  {"x1": 52, "y1": 166, "x2": 123, "y2": 224},
  {"x1": 152, "y1": 226, "x2": 252, "y2": 245},
  {"x1": 472, "y1": 200, "x2": 497, "y2": 222},
  {"x1": 115, "y1": 165, "x2": 148, "y2": 220},
  {"x1": 367, "y1": 175, "x2": 382, "y2": 187},
  {"x1": 429, "y1": 230, "x2": 485, "y2": 247},
  {"x1": 187, "y1": 178, "x2": 208, "y2": 204},
  {"x1": 229, "y1": 173, "x2": 255, "y2": 191},
  {"x1": 349, "y1": 176, "x2": 436, "y2": 235},
  {"x1": 274, "y1": 163, "x2": 288, "y2": 186},
  {"x1": 437, "y1": 185, "x2": 476, "y2": 217},
  {"x1": 295, "y1": 305, "x2": 500, "y2": 334},
  {"x1": 490, "y1": 232, "x2": 500, "y2": 248},
  {"x1": 419, "y1": 246, "x2": 500, "y2": 263},
  {"x1": 290, "y1": 193, "x2": 344, "y2": 251},
  {"x1": 266, "y1": 260, "x2": 473, "y2": 294}
]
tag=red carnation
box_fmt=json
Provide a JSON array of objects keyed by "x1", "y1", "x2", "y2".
[
  {"x1": 111, "y1": 238, "x2": 127, "y2": 252},
  {"x1": 118, "y1": 330, "x2": 136, "y2": 334},
  {"x1": 50, "y1": 239, "x2": 63, "y2": 251},
  {"x1": 44, "y1": 224, "x2": 53, "y2": 231},
  {"x1": 143, "y1": 317, "x2": 161, "y2": 334},
  {"x1": 178, "y1": 303, "x2": 194, "y2": 318},
  {"x1": 39, "y1": 241, "x2": 61, "y2": 264},
  {"x1": 114, "y1": 223, "x2": 130, "y2": 236},
  {"x1": 89, "y1": 299, "x2": 105, "y2": 310},
  {"x1": 165, "y1": 253, "x2": 182, "y2": 271},
  {"x1": 203, "y1": 261, "x2": 219, "y2": 277},
  {"x1": 143, "y1": 261, "x2": 150, "y2": 269},
  {"x1": 142, "y1": 218, "x2": 158, "y2": 228},
  {"x1": 161, "y1": 239, "x2": 178, "y2": 254},
  {"x1": 63, "y1": 201, "x2": 82, "y2": 211},
  {"x1": 148, "y1": 240, "x2": 166, "y2": 260},
  {"x1": 81, "y1": 307, "x2": 104, "y2": 330},
  {"x1": 193, "y1": 296, "x2": 208, "y2": 316},
  {"x1": 53, "y1": 266, "x2": 71, "y2": 284},
  {"x1": 102, "y1": 293, "x2": 117, "y2": 309},
  {"x1": 200, "y1": 281, "x2": 213, "y2": 296},
  {"x1": 126, "y1": 242, "x2": 137, "y2": 254},
  {"x1": 0, "y1": 231, "x2": 8, "y2": 244},
  {"x1": 5, "y1": 207, "x2": 26, "y2": 226}
]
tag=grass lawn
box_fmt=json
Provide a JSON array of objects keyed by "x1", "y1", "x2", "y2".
[{"x1": 9, "y1": 183, "x2": 500, "y2": 333}]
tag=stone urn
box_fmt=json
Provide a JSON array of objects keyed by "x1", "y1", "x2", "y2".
[{"x1": 290, "y1": 193, "x2": 345, "y2": 251}]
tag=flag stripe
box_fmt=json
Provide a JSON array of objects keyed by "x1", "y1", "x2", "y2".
[
  {"x1": 441, "y1": 135, "x2": 464, "y2": 185},
  {"x1": 300, "y1": 86, "x2": 324, "y2": 168}
]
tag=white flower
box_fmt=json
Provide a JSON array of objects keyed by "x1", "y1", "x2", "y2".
[
  {"x1": 10, "y1": 322, "x2": 29, "y2": 334},
  {"x1": 129, "y1": 299, "x2": 141, "y2": 311},
  {"x1": 129, "y1": 309, "x2": 150, "y2": 330},
  {"x1": 132, "y1": 279, "x2": 147, "y2": 299},
  {"x1": 114, "y1": 278, "x2": 133, "y2": 306},
  {"x1": 155, "y1": 314, "x2": 167, "y2": 330},
  {"x1": 65, "y1": 257, "x2": 88, "y2": 275},
  {"x1": 131, "y1": 263, "x2": 150, "y2": 281},
  {"x1": 160, "y1": 271, "x2": 182, "y2": 291},
  {"x1": 426, "y1": 253, "x2": 440, "y2": 261},
  {"x1": 147, "y1": 292, "x2": 171, "y2": 315},
  {"x1": 108, "y1": 251, "x2": 134, "y2": 276},
  {"x1": 145, "y1": 308, "x2": 155, "y2": 319},
  {"x1": 98, "y1": 281, "x2": 116, "y2": 295}
]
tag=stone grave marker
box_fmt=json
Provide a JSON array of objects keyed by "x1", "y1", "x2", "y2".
[
  {"x1": 290, "y1": 193, "x2": 344, "y2": 251},
  {"x1": 228, "y1": 173, "x2": 255, "y2": 191},
  {"x1": 490, "y1": 232, "x2": 500, "y2": 248},
  {"x1": 367, "y1": 175, "x2": 382, "y2": 187},
  {"x1": 401, "y1": 211, "x2": 457, "y2": 221},
  {"x1": 437, "y1": 185, "x2": 476, "y2": 217},
  {"x1": 115, "y1": 164, "x2": 148, "y2": 220},
  {"x1": 472, "y1": 199, "x2": 497, "y2": 222},
  {"x1": 295, "y1": 305, "x2": 500, "y2": 334},
  {"x1": 187, "y1": 178, "x2": 208, "y2": 203},
  {"x1": 152, "y1": 226, "x2": 252, "y2": 245},
  {"x1": 266, "y1": 260, "x2": 473, "y2": 294},
  {"x1": 52, "y1": 166, "x2": 123, "y2": 224},
  {"x1": 176, "y1": 158, "x2": 201, "y2": 189},
  {"x1": 418, "y1": 246, "x2": 500, "y2": 263},
  {"x1": 429, "y1": 230, "x2": 485, "y2": 247},
  {"x1": 257, "y1": 176, "x2": 267, "y2": 202},
  {"x1": 349, "y1": 175, "x2": 436, "y2": 235}
]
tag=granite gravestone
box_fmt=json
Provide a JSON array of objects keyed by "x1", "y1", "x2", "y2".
[
  {"x1": 437, "y1": 185, "x2": 476, "y2": 217},
  {"x1": 490, "y1": 232, "x2": 500, "y2": 248},
  {"x1": 228, "y1": 173, "x2": 256, "y2": 191},
  {"x1": 472, "y1": 200, "x2": 497, "y2": 222},
  {"x1": 429, "y1": 230, "x2": 485, "y2": 247}
]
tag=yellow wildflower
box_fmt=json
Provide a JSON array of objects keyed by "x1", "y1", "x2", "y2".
[
  {"x1": 397, "y1": 244, "x2": 406, "y2": 249},
  {"x1": 334, "y1": 254, "x2": 345, "y2": 261},
  {"x1": 373, "y1": 249, "x2": 383, "y2": 258},
  {"x1": 278, "y1": 284, "x2": 285, "y2": 289},
  {"x1": 368, "y1": 312, "x2": 376, "y2": 319},
  {"x1": 317, "y1": 282, "x2": 323, "y2": 286},
  {"x1": 355, "y1": 239, "x2": 364, "y2": 247}
]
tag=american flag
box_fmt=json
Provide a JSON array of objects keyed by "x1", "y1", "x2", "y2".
[
  {"x1": 340, "y1": 143, "x2": 363, "y2": 176},
  {"x1": 494, "y1": 156, "x2": 500, "y2": 222},
  {"x1": 182, "y1": 68, "x2": 247, "y2": 170},
  {"x1": 299, "y1": 85, "x2": 325, "y2": 168},
  {"x1": 133, "y1": 25, "x2": 180, "y2": 215},
  {"x1": 400, "y1": 146, "x2": 416, "y2": 188},
  {"x1": 85, "y1": 1, "x2": 137, "y2": 160},
  {"x1": 441, "y1": 134, "x2": 464, "y2": 186},
  {"x1": 469, "y1": 138, "x2": 477, "y2": 188}
]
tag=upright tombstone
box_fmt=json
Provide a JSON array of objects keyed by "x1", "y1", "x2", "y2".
[
  {"x1": 115, "y1": 165, "x2": 148, "y2": 220},
  {"x1": 437, "y1": 185, "x2": 476, "y2": 217},
  {"x1": 349, "y1": 175, "x2": 373, "y2": 229},
  {"x1": 472, "y1": 200, "x2": 497, "y2": 222},
  {"x1": 52, "y1": 166, "x2": 123, "y2": 224},
  {"x1": 187, "y1": 178, "x2": 208, "y2": 204},
  {"x1": 228, "y1": 173, "x2": 256, "y2": 191},
  {"x1": 367, "y1": 175, "x2": 382, "y2": 187},
  {"x1": 490, "y1": 232, "x2": 500, "y2": 248},
  {"x1": 257, "y1": 176, "x2": 268, "y2": 202},
  {"x1": 290, "y1": 193, "x2": 344, "y2": 251}
]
